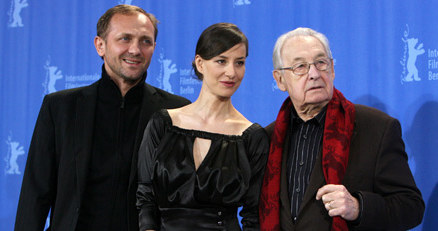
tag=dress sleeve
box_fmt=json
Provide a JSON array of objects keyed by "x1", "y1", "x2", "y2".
[
  {"x1": 136, "y1": 111, "x2": 167, "y2": 231},
  {"x1": 239, "y1": 125, "x2": 269, "y2": 231},
  {"x1": 352, "y1": 118, "x2": 424, "y2": 230}
]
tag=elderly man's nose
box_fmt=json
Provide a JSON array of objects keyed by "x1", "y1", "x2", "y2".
[{"x1": 308, "y1": 64, "x2": 321, "y2": 79}]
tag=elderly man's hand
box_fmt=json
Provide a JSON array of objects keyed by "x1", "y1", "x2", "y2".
[{"x1": 315, "y1": 184, "x2": 359, "y2": 221}]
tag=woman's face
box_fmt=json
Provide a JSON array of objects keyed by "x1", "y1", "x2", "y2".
[{"x1": 195, "y1": 43, "x2": 247, "y2": 99}]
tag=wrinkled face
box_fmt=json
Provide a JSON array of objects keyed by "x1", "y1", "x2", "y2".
[
  {"x1": 195, "y1": 43, "x2": 247, "y2": 98},
  {"x1": 273, "y1": 36, "x2": 334, "y2": 110},
  {"x1": 94, "y1": 13, "x2": 156, "y2": 83}
]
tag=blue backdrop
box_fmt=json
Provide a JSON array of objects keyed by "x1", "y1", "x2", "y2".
[{"x1": 1, "y1": 0, "x2": 437, "y2": 230}]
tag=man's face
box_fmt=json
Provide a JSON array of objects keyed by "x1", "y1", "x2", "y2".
[
  {"x1": 273, "y1": 36, "x2": 335, "y2": 111},
  {"x1": 94, "y1": 13, "x2": 156, "y2": 83}
]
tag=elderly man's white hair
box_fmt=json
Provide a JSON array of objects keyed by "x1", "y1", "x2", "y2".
[{"x1": 272, "y1": 27, "x2": 333, "y2": 70}]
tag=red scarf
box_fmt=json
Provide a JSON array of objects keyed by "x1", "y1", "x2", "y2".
[{"x1": 259, "y1": 88, "x2": 355, "y2": 231}]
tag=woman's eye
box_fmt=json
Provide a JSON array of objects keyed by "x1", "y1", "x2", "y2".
[{"x1": 236, "y1": 61, "x2": 245, "y2": 66}]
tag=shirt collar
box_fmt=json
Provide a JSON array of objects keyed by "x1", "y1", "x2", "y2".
[
  {"x1": 290, "y1": 105, "x2": 327, "y2": 126},
  {"x1": 98, "y1": 64, "x2": 146, "y2": 106}
]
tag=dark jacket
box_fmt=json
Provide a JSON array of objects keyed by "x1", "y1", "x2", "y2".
[
  {"x1": 265, "y1": 104, "x2": 424, "y2": 231},
  {"x1": 15, "y1": 79, "x2": 190, "y2": 231}
]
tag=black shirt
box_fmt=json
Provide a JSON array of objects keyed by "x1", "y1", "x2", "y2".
[
  {"x1": 287, "y1": 107, "x2": 326, "y2": 220},
  {"x1": 76, "y1": 67, "x2": 145, "y2": 231}
]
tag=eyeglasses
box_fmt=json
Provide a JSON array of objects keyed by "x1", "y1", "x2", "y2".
[{"x1": 277, "y1": 58, "x2": 332, "y2": 76}]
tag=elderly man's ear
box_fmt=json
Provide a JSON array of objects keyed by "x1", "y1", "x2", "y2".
[{"x1": 273, "y1": 70, "x2": 287, "y2": 92}]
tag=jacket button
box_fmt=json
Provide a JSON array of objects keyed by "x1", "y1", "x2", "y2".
[
  {"x1": 217, "y1": 221, "x2": 223, "y2": 226},
  {"x1": 218, "y1": 211, "x2": 222, "y2": 216}
]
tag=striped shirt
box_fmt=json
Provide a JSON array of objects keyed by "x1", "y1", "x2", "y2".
[{"x1": 287, "y1": 107, "x2": 326, "y2": 221}]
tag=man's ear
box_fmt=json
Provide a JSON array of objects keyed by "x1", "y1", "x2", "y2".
[
  {"x1": 273, "y1": 70, "x2": 287, "y2": 92},
  {"x1": 94, "y1": 36, "x2": 105, "y2": 57},
  {"x1": 330, "y1": 59, "x2": 335, "y2": 81}
]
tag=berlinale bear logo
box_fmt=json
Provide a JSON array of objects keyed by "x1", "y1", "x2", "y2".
[
  {"x1": 8, "y1": 0, "x2": 28, "y2": 28},
  {"x1": 4, "y1": 135, "x2": 25, "y2": 175},
  {"x1": 401, "y1": 24, "x2": 425, "y2": 83},
  {"x1": 158, "y1": 53, "x2": 177, "y2": 94},
  {"x1": 43, "y1": 59, "x2": 63, "y2": 95}
]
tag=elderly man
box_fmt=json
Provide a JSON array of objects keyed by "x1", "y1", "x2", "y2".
[
  {"x1": 15, "y1": 5, "x2": 189, "y2": 231},
  {"x1": 260, "y1": 27, "x2": 424, "y2": 230}
]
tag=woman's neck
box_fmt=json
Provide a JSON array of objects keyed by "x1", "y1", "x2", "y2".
[{"x1": 191, "y1": 91, "x2": 235, "y2": 122}]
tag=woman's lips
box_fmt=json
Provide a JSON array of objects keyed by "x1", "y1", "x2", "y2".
[{"x1": 221, "y1": 81, "x2": 236, "y2": 87}]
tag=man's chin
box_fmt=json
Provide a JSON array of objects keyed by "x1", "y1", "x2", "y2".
[
  {"x1": 121, "y1": 72, "x2": 144, "y2": 83},
  {"x1": 305, "y1": 95, "x2": 331, "y2": 104}
]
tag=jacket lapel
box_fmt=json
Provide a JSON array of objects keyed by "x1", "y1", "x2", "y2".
[
  {"x1": 298, "y1": 149, "x2": 325, "y2": 215},
  {"x1": 128, "y1": 83, "x2": 159, "y2": 189},
  {"x1": 74, "y1": 82, "x2": 98, "y2": 199},
  {"x1": 280, "y1": 132, "x2": 294, "y2": 228},
  {"x1": 344, "y1": 120, "x2": 358, "y2": 177}
]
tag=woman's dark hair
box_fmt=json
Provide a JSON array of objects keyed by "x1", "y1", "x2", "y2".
[{"x1": 192, "y1": 23, "x2": 248, "y2": 80}]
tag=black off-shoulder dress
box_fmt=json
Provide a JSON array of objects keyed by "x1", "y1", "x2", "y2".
[{"x1": 136, "y1": 110, "x2": 269, "y2": 231}]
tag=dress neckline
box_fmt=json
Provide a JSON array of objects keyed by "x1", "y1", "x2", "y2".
[{"x1": 159, "y1": 109, "x2": 258, "y2": 140}]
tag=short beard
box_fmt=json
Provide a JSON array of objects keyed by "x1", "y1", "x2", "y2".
[{"x1": 121, "y1": 72, "x2": 143, "y2": 84}]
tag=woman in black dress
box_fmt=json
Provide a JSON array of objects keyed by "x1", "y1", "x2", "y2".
[{"x1": 136, "y1": 23, "x2": 269, "y2": 231}]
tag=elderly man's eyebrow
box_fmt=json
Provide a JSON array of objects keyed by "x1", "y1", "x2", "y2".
[{"x1": 314, "y1": 53, "x2": 328, "y2": 59}]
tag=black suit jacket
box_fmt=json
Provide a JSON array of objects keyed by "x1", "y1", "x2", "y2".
[
  {"x1": 265, "y1": 104, "x2": 424, "y2": 231},
  {"x1": 15, "y1": 79, "x2": 190, "y2": 231}
]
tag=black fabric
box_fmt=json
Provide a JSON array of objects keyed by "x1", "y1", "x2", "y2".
[
  {"x1": 76, "y1": 68, "x2": 144, "y2": 230},
  {"x1": 137, "y1": 110, "x2": 269, "y2": 231},
  {"x1": 14, "y1": 63, "x2": 191, "y2": 231},
  {"x1": 287, "y1": 107, "x2": 326, "y2": 220}
]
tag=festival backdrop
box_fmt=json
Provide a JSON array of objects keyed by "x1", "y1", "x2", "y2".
[{"x1": 1, "y1": 0, "x2": 437, "y2": 230}]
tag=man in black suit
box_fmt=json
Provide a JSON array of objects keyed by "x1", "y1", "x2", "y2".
[
  {"x1": 259, "y1": 27, "x2": 424, "y2": 230},
  {"x1": 15, "y1": 5, "x2": 189, "y2": 231}
]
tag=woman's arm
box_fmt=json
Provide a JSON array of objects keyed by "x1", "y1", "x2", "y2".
[
  {"x1": 137, "y1": 112, "x2": 166, "y2": 231},
  {"x1": 240, "y1": 125, "x2": 270, "y2": 230}
]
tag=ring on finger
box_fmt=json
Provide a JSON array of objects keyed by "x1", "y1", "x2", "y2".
[{"x1": 328, "y1": 200, "x2": 334, "y2": 209}]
